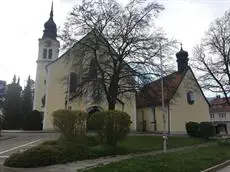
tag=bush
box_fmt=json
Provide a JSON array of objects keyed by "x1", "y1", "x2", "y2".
[
  {"x1": 4, "y1": 136, "x2": 128, "y2": 168},
  {"x1": 88, "y1": 110, "x2": 132, "y2": 147},
  {"x1": 199, "y1": 122, "x2": 215, "y2": 139},
  {"x1": 4, "y1": 137, "x2": 91, "y2": 167},
  {"x1": 53, "y1": 109, "x2": 88, "y2": 137},
  {"x1": 23, "y1": 110, "x2": 43, "y2": 130},
  {"x1": 185, "y1": 122, "x2": 199, "y2": 137}
]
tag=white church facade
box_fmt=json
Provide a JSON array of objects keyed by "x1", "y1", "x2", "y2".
[{"x1": 33, "y1": 4, "x2": 137, "y2": 131}]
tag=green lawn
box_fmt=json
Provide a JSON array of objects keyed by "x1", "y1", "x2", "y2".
[
  {"x1": 118, "y1": 136, "x2": 210, "y2": 153},
  {"x1": 83, "y1": 145, "x2": 230, "y2": 172}
]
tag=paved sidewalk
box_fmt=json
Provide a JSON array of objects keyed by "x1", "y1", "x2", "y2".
[
  {"x1": 0, "y1": 143, "x2": 216, "y2": 172},
  {"x1": 216, "y1": 165, "x2": 230, "y2": 172}
]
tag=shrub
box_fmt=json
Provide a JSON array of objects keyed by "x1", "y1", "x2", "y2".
[
  {"x1": 88, "y1": 110, "x2": 132, "y2": 147},
  {"x1": 53, "y1": 109, "x2": 88, "y2": 137},
  {"x1": 199, "y1": 122, "x2": 215, "y2": 139},
  {"x1": 72, "y1": 110, "x2": 88, "y2": 136},
  {"x1": 4, "y1": 145, "x2": 64, "y2": 167},
  {"x1": 4, "y1": 136, "x2": 127, "y2": 168},
  {"x1": 23, "y1": 110, "x2": 43, "y2": 130},
  {"x1": 4, "y1": 137, "x2": 91, "y2": 167},
  {"x1": 185, "y1": 122, "x2": 199, "y2": 137}
]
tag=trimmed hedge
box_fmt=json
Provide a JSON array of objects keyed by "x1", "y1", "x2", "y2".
[
  {"x1": 185, "y1": 121, "x2": 216, "y2": 139},
  {"x1": 199, "y1": 122, "x2": 215, "y2": 139},
  {"x1": 23, "y1": 110, "x2": 43, "y2": 130},
  {"x1": 53, "y1": 109, "x2": 88, "y2": 137},
  {"x1": 186, "y1": 122, "x2": 199, "y2": 137},
  {"x1": 88, "y1": 110, "x2": 132, "y2": 147}
]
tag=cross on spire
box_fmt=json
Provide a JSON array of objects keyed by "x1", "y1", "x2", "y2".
[
  {"x1": 180, "y1": 43, "x2": 183, "y2": 50},
  {"x1": 50, "y1": 1, "x2": 53, "y2": 18}
]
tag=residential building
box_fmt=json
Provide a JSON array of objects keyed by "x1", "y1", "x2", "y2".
[{"x1": 209, "y1": 96, "x2": 230, "y2": 135}]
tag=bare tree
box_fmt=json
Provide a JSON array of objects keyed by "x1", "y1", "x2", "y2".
[
  {"x1": 192, "y1": 10, "x2": 230, "y2": 104},
  {"x1": 61, "y1": 0, "x2": 176, "y2": 110}
]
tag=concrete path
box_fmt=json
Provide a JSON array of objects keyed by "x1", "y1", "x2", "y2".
[
  {"x1": 0, "y1": 143, "x2": 216, "y2": 172},
  {"x1": 216, "y1": 165, "x2": 230, "y2": 172}
]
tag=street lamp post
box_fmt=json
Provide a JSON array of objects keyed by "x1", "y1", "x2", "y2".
[{"x1": 160, "y1": 43, "x2": 167, "y2": 153}]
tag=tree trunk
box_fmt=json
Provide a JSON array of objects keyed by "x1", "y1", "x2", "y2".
[{"x1": 108, "y1": 102, "x2": 116, "y2": 110}]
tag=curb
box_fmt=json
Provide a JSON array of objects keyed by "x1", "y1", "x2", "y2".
[
  {"x1": 0, "y1": 136, "x2": 16, "y2": 141},
  {"x1": 1, "y1": 130, "x2": 58, "y2": 134},
  {"x1": 201, "y1": 160, "x2": 230, "y2": 172}
]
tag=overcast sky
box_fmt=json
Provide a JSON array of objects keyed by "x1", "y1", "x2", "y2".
[{"x1": 0, "y1": 0, "x2": 229, "y2": 87}]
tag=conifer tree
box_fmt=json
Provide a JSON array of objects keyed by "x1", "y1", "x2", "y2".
[
  {"x1": 22, "y1": 76, "x2": 33, "y2": 129},
  {"x1": 3, "y1": 75, "x2": 22, "y2": 129}
]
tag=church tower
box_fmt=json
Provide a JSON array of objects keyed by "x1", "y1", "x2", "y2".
[{"x1": 33, "y1": 2, "x2": 60, "y2": 112}]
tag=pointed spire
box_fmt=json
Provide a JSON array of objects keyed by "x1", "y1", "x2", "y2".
[
  {"x1": 50, "y1": 1, "x2": 53, "y2": 18},
  {"x1": 180, "y1": 43, "x2": 183, "y2": 51},
  {"x1": 42, "y1": 1, "x2": 57, "y2": 40}
]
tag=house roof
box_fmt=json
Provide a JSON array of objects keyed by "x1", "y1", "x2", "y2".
[
  {"x1": 136, "y1": 69, "x2": 187, "y2": 108},
  {"x1": 210, "y1": 97, "x2": 230, "y2": 113}
]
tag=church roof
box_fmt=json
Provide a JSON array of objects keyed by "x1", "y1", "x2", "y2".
[
  {"x1": 136, "y1": 69, "x2": 186, "y2": 108},
  {"x1": 136, "y1": 67, "x2": 210, "y2": 108}
]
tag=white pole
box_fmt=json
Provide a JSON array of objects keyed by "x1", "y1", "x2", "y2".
[{"x1": 160, "y1": 43, "x2": 167, "y2": 153}]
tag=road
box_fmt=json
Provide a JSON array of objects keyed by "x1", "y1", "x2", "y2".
[{"x1": 0, "y1": 132, "x2": 59, "y2": 170}]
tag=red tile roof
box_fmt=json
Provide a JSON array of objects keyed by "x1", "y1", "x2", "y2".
[
  {"x1": 210, "y1": 97, "x2": 230, "y2": 113},
  {"x1": 136, "y1": 70, "x2": 186, "y2": 108}
]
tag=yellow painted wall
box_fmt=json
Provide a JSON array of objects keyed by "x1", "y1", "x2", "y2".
[
  {"x1": 136, "y1": 106, "x2": 166, "y2": 132},
  {"x1": 169, "y1": 69, "x2": 209, "y2": 133},
  {"x1": 43, "y1": 41, "x2": 136, "y2": 130},
  {"x1": 136, "y1": 69, "x2": 209, "y2": 133}
]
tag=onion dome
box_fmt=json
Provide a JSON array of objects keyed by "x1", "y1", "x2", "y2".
[
  {"x1": 42, "y1": 2, "x2": 57, "y2": 40},
  {"x1": 176, "y1": 44, "x2": 189, "y2": 73}
]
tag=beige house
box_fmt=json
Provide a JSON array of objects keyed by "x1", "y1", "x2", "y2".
[
  {"x1": 209, "y1": 96, "x2": 230, "y2": 135},
  {"x1": 33, "y1": 5, "x2": 136, "y2": 131},
  {"x1": 136, "y1": 48, "x2": 210, "y2": 134}
]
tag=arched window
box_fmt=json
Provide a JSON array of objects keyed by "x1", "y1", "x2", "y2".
[
  {"x1": 69, "y1": 72, "x2": 78, "y2": 94},
  {"x1": 43, "y1": 49, "x2": 47, "y2": 59},
  {"x1": 187, "y1": 91, "x2": 195, "y2": 105},
  {"x1": 48, "y1": 49, "x2": 52, "y2": 59}
]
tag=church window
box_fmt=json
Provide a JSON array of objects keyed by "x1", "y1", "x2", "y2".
[
  {"x1": 44, "y1": 80, "x2": 46, "y2": 84},
  {"x1": 43, "y1": 48, "x2": 47, "y2": 59},
  {"x1": 48, "y1": 49, "x2": 52, "y2": 59},
  {"x1": 187, "y1": 91, "x2": 195, "y2": 105},
  {"x1": 69, "y1": 72, "x2": 78, "y2": 94}
]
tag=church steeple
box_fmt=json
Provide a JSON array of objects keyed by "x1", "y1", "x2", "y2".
[
  {"x1": 176, "y1": 44, "x2": 189, "y2": 73},
  {"x1": 50, "y1": 2, "x2": 53, "y2": 18},
  {"x1": 42, "y1": 2, "x2": 57, "y2": 40}
]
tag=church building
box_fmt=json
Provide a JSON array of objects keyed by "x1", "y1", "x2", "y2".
[
  {"x1": 33, "y1": 3, "x2": 210, "y2": 134},
  {"x1": 33, "y1": 4, "x2": 136, "y2": 131}
]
